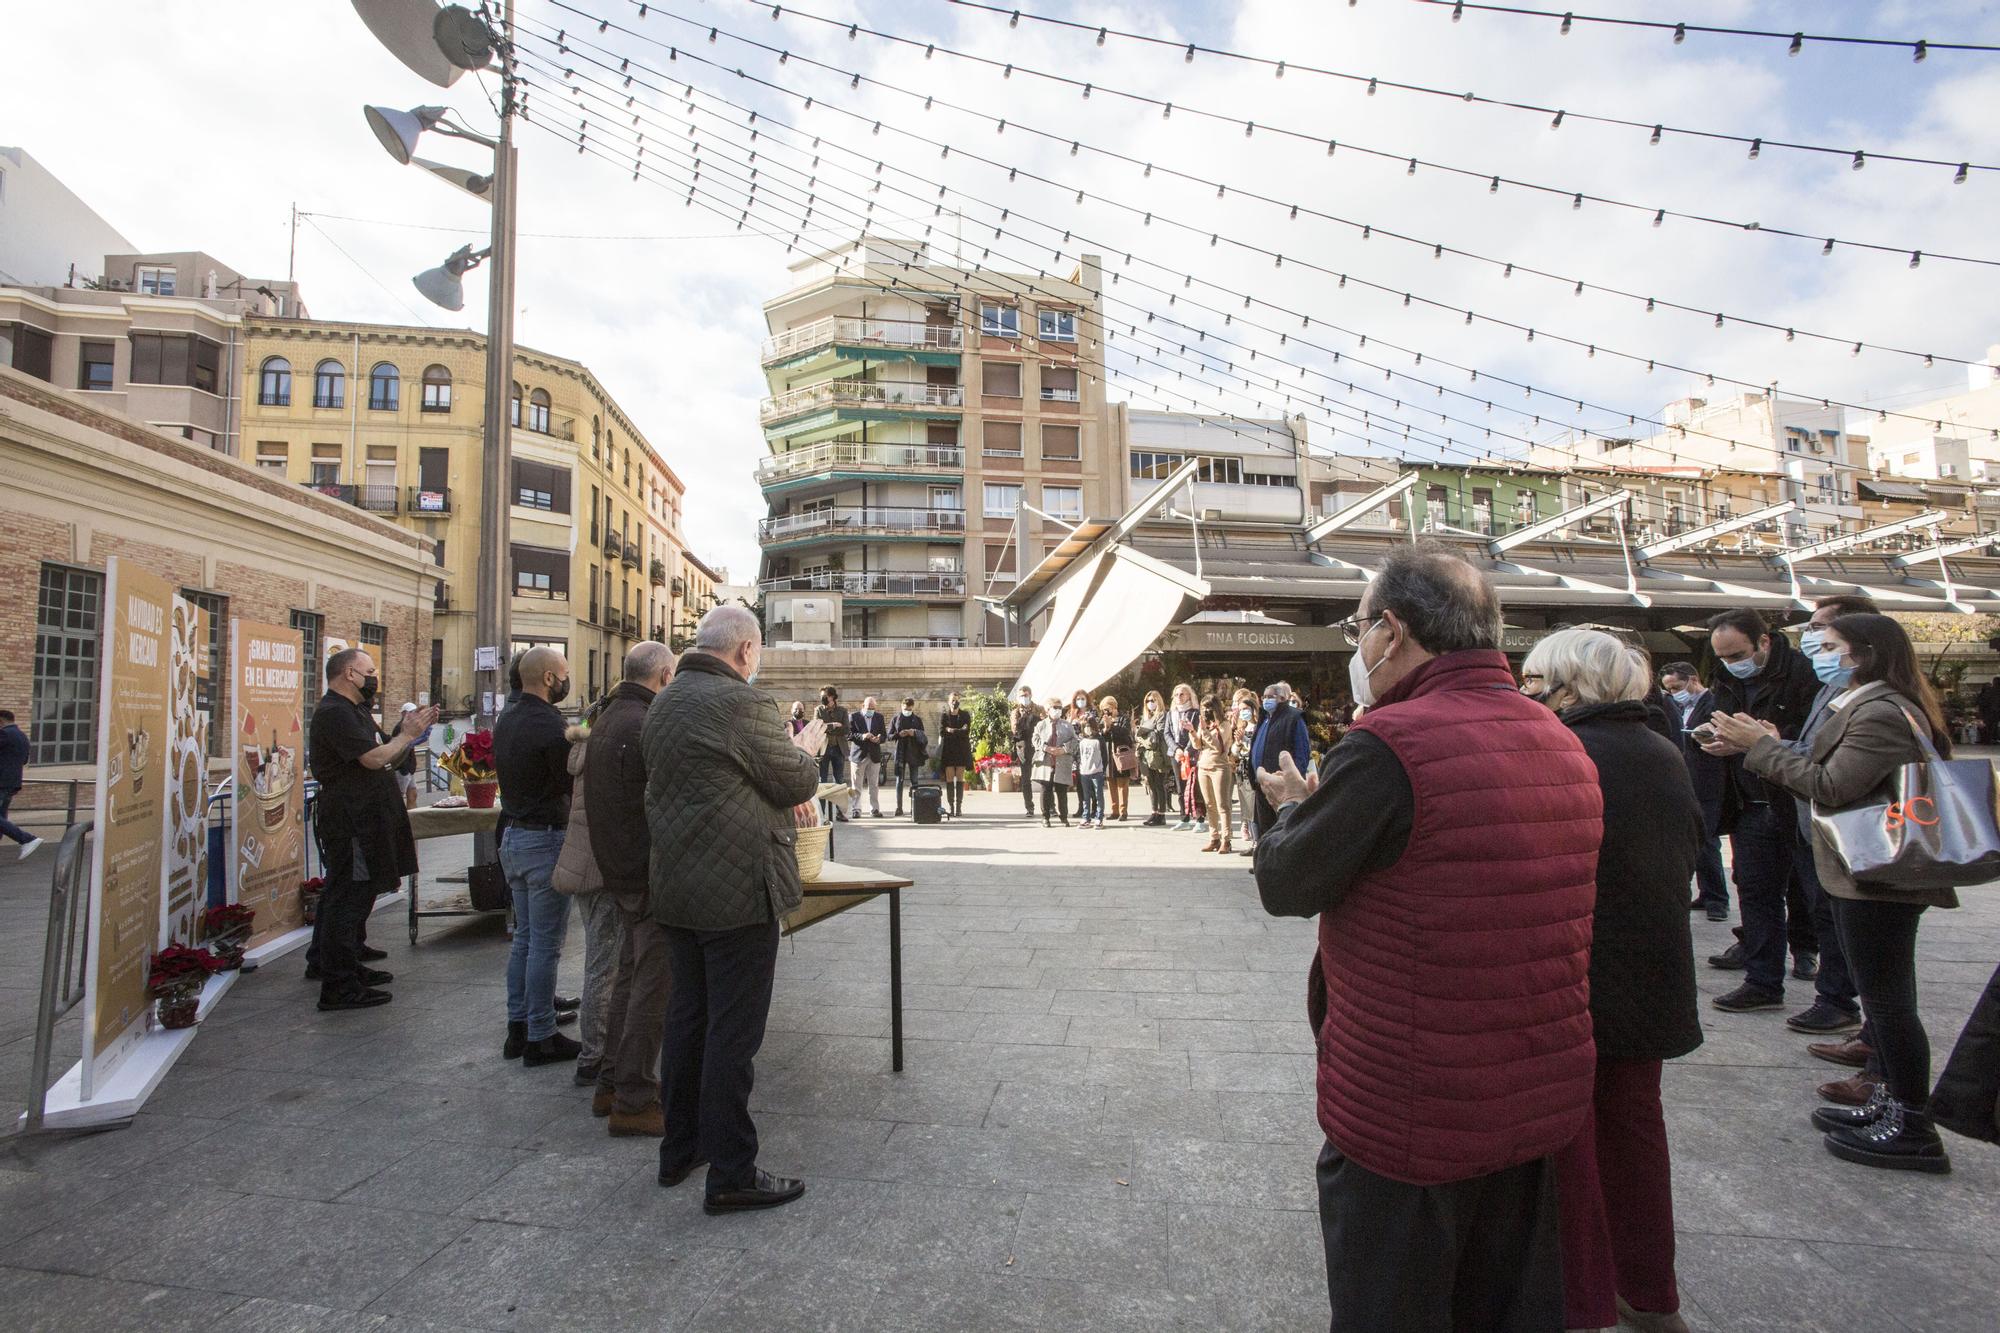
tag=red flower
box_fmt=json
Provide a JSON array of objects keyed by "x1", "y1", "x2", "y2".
[{"x1": 461, "y1": 730, "x2": 494, "y2": 764}]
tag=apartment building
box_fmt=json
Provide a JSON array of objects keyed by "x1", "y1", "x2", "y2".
[
  {"x1": 238, "y1": 318, "x2": 687, "y2": 710},
  {"x1": 1120, "y1": 408, "x2": 1309, "y2": 524},
  {"x1": 1533, "y1": 390, "x2": 1866, "y2": 544},
  {"x1": 755, "y1": 236, "x2": 1120, "y2": 649},
  {"x1": 0, "y1": 146, "x2": 136, "y2": 287},
  {"x1": 1865, "y1": 345, "x2": 2000, "y2": 482},
  {"x1": 0, "y1": 249, "x2": 301, "y2": 458}
]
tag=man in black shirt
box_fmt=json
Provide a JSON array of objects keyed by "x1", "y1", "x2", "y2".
[
  {"x1": 494, "y1": 644, "x2": 580, "y2": 1064},
  {"x1": 1010, "y1": 687, "x2": 1041, "y2": 817},
  {"x1": 309, "y1": 649, "x2": 435, "y2": 1011}
]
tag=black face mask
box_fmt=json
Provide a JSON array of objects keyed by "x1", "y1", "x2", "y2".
[
  {"x1": 548, "y1": 676, "x2": 571, "y2": 706},
  {"x1": 357, "y1": 674, "x2": 380, "y2": 705}
]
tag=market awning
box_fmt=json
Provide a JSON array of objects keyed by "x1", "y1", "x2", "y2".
[{"x1": 1014, "y1": 548, "x2": 1208, "y2": 700}]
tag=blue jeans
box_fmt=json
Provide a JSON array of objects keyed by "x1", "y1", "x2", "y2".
[
  {"x1": 1693, "y1": 797, "x2": 1728, "y2": 912},
  {"x1": 817, "y1": 749, "x2": 847, "y2": 820},
  {"x1": 501, "y1": 826, "x2": 571, "y2": 1040},
  {"x1": 0, "y1": 788, "x2": 31, "y2": 845},
  {"x1": 1728, "y1": 803, "x2": 1794, "y2": 993},
  {"x1": 1077, "y1": 773, "x2": 1105, "y2": 822}
]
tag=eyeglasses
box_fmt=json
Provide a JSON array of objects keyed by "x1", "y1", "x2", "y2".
[{"x1": 1337, "y1": 613, "x2": 1385, "y2": 647}]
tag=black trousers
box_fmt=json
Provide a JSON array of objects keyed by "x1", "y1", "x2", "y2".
[
  {"x1": 1014, "y1": 743, "x2": 1036, "y2": 811},
  {"x1": 1793, "y1": 828, "x2": 1857, "y2": 1011},
  {"x1": 1318, "y1": 1141, "x2": 1562, "y2": 1333},
  {"x1": 312, "y1": 856, "x2": 392, "y2": 993},
  {"x1": 1831, "y1": 896, "x2": 1932, "y2": 1105},
  {"x1": 1039, "y1": 780, "x2": 1070, "y2": 822},
  {"x1": 1142, "y1": 765, "x2": 1169, "y2": 816},
  {"x1": 659, "y1": 916, "x2": 781, "y2": 1195}
]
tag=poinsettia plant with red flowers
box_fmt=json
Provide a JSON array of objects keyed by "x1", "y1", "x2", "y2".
[
  {"x1": 203, "y1": 904, "x2": 255, "y2": 938},
  {"x1": 148, "y1": 944, "x2": 228, "y2": 997},
  {"x1": 441, "y1": 727, "x2": 497, "y2": 784}
]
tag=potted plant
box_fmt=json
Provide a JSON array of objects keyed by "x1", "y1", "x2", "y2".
[
  {"x1": 202, "y1": 903, "x2": 256, "y2": 968},
  {"x1": 441, "y1": 726, "x2": 499, "y2": 807},
  {"x1": 148, "y1": 944, "x2": 227, "y2": 1030},
  {"x1": 300, "y1": 875, "x2": 325, "y2": 924}
]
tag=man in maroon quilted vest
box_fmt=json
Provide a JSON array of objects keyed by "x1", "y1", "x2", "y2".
[{"x1": 1255, "y1": 543, "x2": 1603, "y2": 1333}]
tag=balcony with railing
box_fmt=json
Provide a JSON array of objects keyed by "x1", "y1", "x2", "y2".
[
  {"x1": 621, "y1": 545, "x2": 641, "y2": 571},
  {"x1": 767, "y1": 633, "x2": 970, "y2": 650},
  {"x1": 759, "y1": 380, "x2": 964, "y2": 426},
  {"x1": 756, "y1": 440, "x2": 966, "y2": 489},
  {"x1": 650, "y1": 557, "x2": 668, "y2": 587},
  {"x1": 757, "y1": 506, "x2": 968, "y2": 546},
  {"x1": 603, "y1": 530, "x2": 624, "y2": 559},
  {"x1": 760, "y1": 571, "x2": 969, "y2": 599},
  {"x1": 300, "y1": 481, "x2": 399, "y2": 513},
  {"x1": 761, "y1": 316, "x2": 963, "y2": 366},
  {"x1": 408, "y1": 485, "x2": 452, "y2": 515}
]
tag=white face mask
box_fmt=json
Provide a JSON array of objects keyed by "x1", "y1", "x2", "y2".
[
  {"x1": 1349, "y1": 620, "x2": 1385, "y2": 709},
  {"x1": 1800, "y1": 628, "x2": 1828, "y2": 658}
]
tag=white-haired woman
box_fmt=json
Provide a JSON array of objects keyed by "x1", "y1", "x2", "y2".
[{"x1": 1520, "y1": 628, "x2": 1704, "y2": 1333}]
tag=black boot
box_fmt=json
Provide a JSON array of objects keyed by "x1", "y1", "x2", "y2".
[
  {"x1": 523, "y1": 1029, "x2": 583, "y2": 1067},
  {"x1": 503, "y1": 1020, "x2": 527, "y2": 1060},
  {"x1": 1823, "y1": 1099, "x2": 1952, "y2": 1174},
  {"x1": 1811, "y1": 1085, "x2": 1887, "y2": 1134}
]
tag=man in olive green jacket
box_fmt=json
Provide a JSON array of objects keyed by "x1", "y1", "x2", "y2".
[{"x1": 642, "y1": 605, "x2": 822, "y2": 1213}]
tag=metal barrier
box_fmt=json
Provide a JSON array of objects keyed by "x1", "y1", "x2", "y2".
[
  {"x1": 15, "y1": 776, "x2": 89, "y2": 831},
  {"x1": 9, "y1": 822, "x2": 116, "y2": 1140}
]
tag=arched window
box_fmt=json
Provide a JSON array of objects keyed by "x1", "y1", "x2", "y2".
[
  {"x1": 420, "y1": 364, "x2": 452, "y2": 412},
  {"x1": 528, "y1": 387, "x2": 551, "y2": 434},
  {"x1": 368, "y1": 362, "x2": 400, "y2": 411},
  {"x1": 510, "y1": 381, "x2": 522, "y2": 428},
  {"x1": 312, "y1": 359, "x2": 344, "y2": 409},
  {"x1": 258, "y1": 356, "x2": 291, "y2": 406},
  {"x1": 591, "y1": 415, "x2": 601, "y2": 459}
]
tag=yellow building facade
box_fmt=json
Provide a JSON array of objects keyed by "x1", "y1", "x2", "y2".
[{"x1": 237, "y1": 318, "x2": 688, "y2": 709}]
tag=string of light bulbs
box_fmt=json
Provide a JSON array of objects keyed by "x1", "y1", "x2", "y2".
[
  {"x1": 724, "y1": 0, "x2": 1991, "y2": 362},
  {"x1": 508, "y1": 27, "x2": 1907, "y2": 532},
  {"x1": 663, "y1": 0, "x2": 1997, "y2": 271},
  {"x1": 941, "y1": 0, "x2": 1992, "y2": 179},
  {"x1": 518, "y1": 75, "x2": 1822, "y2": 541},
  {"x1": 523, "y1": 5, "x2": 1995, "y2": 461},
  {"x1": 1417, "y1": 2, "x2": 2000, "y2": 57}
]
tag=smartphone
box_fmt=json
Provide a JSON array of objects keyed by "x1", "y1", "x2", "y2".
[{"x1": 1689, "y1": 723, "x2": 1719, "y2": 745}]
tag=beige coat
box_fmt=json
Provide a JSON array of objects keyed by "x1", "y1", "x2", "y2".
[{"x1": 1744, "y1": 680, "x2": 1959, "y2": 909}]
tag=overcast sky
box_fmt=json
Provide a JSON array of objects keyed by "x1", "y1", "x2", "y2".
[{"x1": 5, "y1": 0, "x2": 1997, "y2": 574}]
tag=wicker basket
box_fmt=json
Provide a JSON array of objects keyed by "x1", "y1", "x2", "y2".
[{"x1": 795, "y1": 825, "x2": 830, "y2": 883}]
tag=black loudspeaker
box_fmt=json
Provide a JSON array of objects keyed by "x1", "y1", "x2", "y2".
[{"x1": 912, "y1": 785, "x2": 943, "y2": 825}]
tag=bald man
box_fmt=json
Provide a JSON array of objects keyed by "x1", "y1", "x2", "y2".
[{"x1": 493, "y1": 645, "x2": 581, "y2": 1064}]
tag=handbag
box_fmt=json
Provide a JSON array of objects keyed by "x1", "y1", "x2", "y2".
[
  {"x1": 1114, "y1": 743, "x2": 1139, "y2": 776},
  {"x1": 1812, "y1": 709, "x2": 2000, "y2": 891},
  {"x1": 467, "y1": 860, "x2": 510, "y2": 912}
]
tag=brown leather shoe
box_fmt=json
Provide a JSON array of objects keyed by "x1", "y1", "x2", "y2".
[
  {"x1": 1818, "y1": 1073, "x2": 1880, "y2": 1107},
  {"x1": 1616, "y1": 1297, "x2": 1692, "y2": 1333},
  {"x1": 590, "y1": 1087, "x2": 615, "y2": 1117},
  {"x1": 1808, "y1": 1037, "x2": 1873, "y2": 1069},
  {"x1": 608, "y1": 1102, "x2": 666, "y2": 1137}
]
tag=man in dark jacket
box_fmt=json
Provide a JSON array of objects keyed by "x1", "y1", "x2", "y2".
[
  {"x1": 1663, "y1": 661, "x2": 1730, "y2": 920},
  {"x1": 1010, "y1": 686, "x2": 1041, "y2": 817},
  {"x1": 1249, "y1": 681, "x2": 1310, "y2": 840},
  {"x1": 848, "y1": 696, "x2": 887, "y2": 817},
  {"x1": 890, "y1": 696, "x2": 928, "y2": 816},
  {"x1": 0, "y1": 710, "x2": 42, "y2": 858},
  {"x1": 1697, "y1": 609, "x2": 1822, "y2": 1013},
  {"x1": 815, "y1": 686, "x2": 849, "y2": 822},
  {"x1": 586, "y1": 641, "x2": 676, "y2": 1134},
  {"x1": 644, "y1": 606, "x2": 822, "y2": 1213},
  {"x1": 495, "y1": 645, "x2": 578, "y2": 1065},
  {"x1": 309, "y1": 650, "x2": 434, "y2": 1011},
  {"x1": 1253, "y1": 544, "x2": 1601, "y2": 1333}
]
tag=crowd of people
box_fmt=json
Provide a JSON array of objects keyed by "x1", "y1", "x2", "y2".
[
  {"x1": 1004, "y1": 678, "x2": 1311, "y2": 852},
  {"x1": 1251, "y1": 542, "x2": 2000, "y2": 1333},
  {"x1": 298, "y1": 559, "x2": 2000, "y2": 1323}
]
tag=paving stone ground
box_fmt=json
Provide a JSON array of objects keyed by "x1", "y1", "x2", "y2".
[{"x1": 2, "y1": 788, "x2": 1997, "y2": 1331}]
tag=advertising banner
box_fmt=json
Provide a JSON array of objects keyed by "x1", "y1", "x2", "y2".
[
  {"x1": 232, "y1": 620, "x2": 308, "y2": 949},
  {"x1": 83, "y1": 557, "x2": 173, "y2": 1098},
  {"x1": 160, "y1": 597, "x2": 211, "y2": 948}
]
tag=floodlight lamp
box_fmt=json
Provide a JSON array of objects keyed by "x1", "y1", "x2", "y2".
[
  {"x1": 411, "y1": 155, "x2": 493, "y2": 202},
  {"x1": 412, "y1": 244, "x2": 487, "y2": 311},
  {"x1": 365, "y1": 104, "x2": 448, "y2": 164},
  {"x1": 351, "y1": 0, "x2": 470, "y2": 87}
]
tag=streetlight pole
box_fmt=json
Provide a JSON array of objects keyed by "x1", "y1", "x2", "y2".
[{"x1": 474, "y1": 1, "x2": 518, "y2": 727}]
